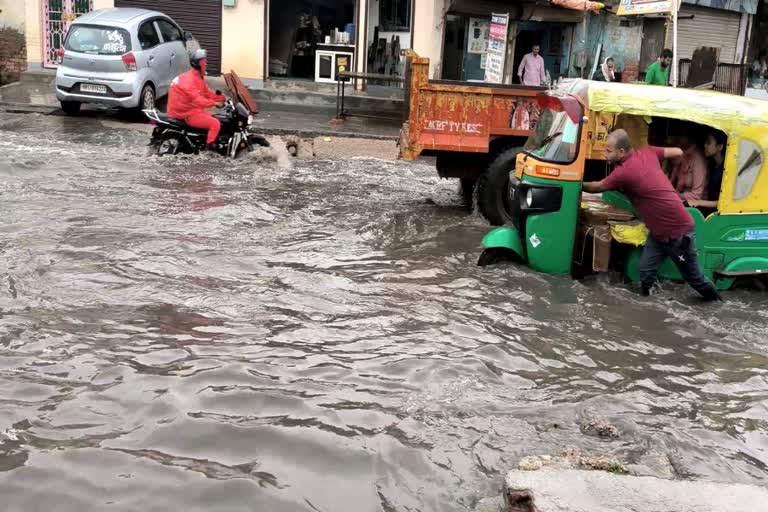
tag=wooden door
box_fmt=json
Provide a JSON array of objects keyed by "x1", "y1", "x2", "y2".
[{"x1": 639, "y1": 18, "x2": 666, "y2": 76}]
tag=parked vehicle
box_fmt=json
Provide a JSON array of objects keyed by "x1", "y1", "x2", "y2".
[
  {"x1": 479, "y1": 79, "x2": 768, "y2": 291},
  {"x1": 399, "y1": 51, "x2": 546, "y2": 225},
  {"x1": 55, "y1": 8, "x2": 192, "y2": 115},
  {"x1": 145, "y1": 98, "x2": 270, "y2": 158}
]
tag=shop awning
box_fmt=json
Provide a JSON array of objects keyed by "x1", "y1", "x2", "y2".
[
  {"x1": 447, "y1": 0, "x2": 587, "y2": 22},
  {"x1": 682, "y1": 0, "x2": 757, "y2": 15}
]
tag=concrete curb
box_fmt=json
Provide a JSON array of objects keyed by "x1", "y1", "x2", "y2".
[
  {"x1": 0, "y1": 102, "x2": 57, "y2": 115},
  {"x1": 255, "y1": 126, "x2": 396, "y2": 141},
  {"x1": 503, "y1": 469, "x2": 768, "y2": 512},
  {"x1": 0, "y1": 101, "x2": 398, "y2": 141}
]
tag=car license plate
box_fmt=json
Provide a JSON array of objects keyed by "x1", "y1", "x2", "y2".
[{"x1": 80, "y1": 83, "x2": 107, "y2": 94}]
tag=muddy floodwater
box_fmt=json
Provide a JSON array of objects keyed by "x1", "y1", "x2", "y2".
[{"x1": 0, "y1": 113, "x2": 767, "y2": 512}]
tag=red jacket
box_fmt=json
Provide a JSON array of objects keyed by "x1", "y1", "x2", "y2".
[{"x1": 167, "y1": 70, "x2": 226, "y2": 120}]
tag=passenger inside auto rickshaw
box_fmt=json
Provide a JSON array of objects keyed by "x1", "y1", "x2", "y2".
[
  {"x1": 687, "y1": 130, "x2": 727, "y2": 216},
  {"x1": 666, "y1": 128, "x2": 708, "y2": 202}
]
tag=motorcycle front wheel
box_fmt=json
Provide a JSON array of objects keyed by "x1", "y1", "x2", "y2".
[{"x1": 154, "y1": 138, "x2": 180, "y2": 157}]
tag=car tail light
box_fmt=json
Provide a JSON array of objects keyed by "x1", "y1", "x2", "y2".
[
  {"x1": 57, "y1": 47, "x2": 65, "y2": 63},
  {"x1": 122, "y1": 52, "x2": 137, "y2": 71}
]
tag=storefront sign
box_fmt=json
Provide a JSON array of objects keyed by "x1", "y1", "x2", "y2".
[
  {"x1": 617, "y1": 0, "x2": 677, "y2": 15},
  {"x1": 467, "y1": 18, "x2": 490, "y2": 55},
  {"x1": 484, "y1": 13, "x2": 509, "y2": 84}
]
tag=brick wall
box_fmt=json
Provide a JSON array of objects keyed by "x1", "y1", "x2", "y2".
[
  {"x1": 622, "y1": 61, "x2": 639, "y2": 82},
  {"x1": 0, "y1": 27, "x2": 27, "y2": 86}
]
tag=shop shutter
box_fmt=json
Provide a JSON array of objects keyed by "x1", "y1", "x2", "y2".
[
  {"x1": 113, "y1": 0, "x2": 222, "y2": 75},
  {"x1": 666, "y1": 5, "x2": 741, "y2": 64}
]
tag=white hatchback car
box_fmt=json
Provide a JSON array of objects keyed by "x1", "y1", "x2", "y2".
[{"x1": 55, "y1": 8, "x2": 192, "y2": 115}]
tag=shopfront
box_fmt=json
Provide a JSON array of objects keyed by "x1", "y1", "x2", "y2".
[
  {"x1": 267, "y1": 0, "x2": 357, "y2": 82},
  {"x1": 746, "y1": 0, "x2": 768, "y2": 98},
  {"x1": 440, "y1": 1, "x2": 580, "y2": 84}
]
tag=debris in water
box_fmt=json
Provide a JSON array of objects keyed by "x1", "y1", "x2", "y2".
[
  {"x1": 580, "y1": 418, "x2": 620, "y2": 439},
  {"x1": 518, "y1": 456, "x2": 544, "y2": 471},
  {"x1": 517, "y1": 448, "x2": 627, "y2": 474}
]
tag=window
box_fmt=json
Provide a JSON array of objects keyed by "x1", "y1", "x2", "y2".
[
  {"x1": 65, "y1": 25, "x2": 131, "y2": 55},
  {"x1": 156, "y1": 19, "x2": 183, "y2": 43},
  {"x1": 734, "y1": 139, "x2": 763, "y2": 200},
  {"x1": 138, "y1": 21, "x2": 161, "y2": 50},
  {"x1": 379, "y1": 0, "x2": 411, "y2": 31}
]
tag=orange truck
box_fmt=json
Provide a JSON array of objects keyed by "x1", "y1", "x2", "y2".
[{"x1": 399, "y1": 52, "x2": 546, "y2": 225}]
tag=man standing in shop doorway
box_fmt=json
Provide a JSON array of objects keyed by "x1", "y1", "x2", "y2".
[
  {"x1": 518, "y1": 44, "x2": 546, "y2": 86},
  {"x1": 645, "y1": 48, "x2": 673, "y2": 86}
]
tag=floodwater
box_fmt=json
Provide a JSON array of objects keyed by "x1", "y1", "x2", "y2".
[{"x1": 0, "y1": 112, "x2": 766, "y2": 512}]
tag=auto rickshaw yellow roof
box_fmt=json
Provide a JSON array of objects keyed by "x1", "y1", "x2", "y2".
[{"x1": 558, "y1": 79, "x2": 767, "y2": 134}]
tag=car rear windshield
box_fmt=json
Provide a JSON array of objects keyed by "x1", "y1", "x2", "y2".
[{"x1": 65, "y1": 24, "x2": 131, "y2": 55}]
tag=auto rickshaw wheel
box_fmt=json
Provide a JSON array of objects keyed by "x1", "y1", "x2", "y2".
[
  {"x1": 477, "y1": 147, "x2": 522, "y2": 225},
  {"x1": 477, "y1": 247, "x2": 522, "y2": 267}
]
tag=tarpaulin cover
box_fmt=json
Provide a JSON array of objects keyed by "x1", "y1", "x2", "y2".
[
  {"x1": 551, "y1": 0, "x2": 605, "y2": 11},
  {"x1": 559, "y1": 79, "x2": 768, "y2": 134}
]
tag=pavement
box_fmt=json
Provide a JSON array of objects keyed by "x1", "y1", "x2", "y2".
[
  {"x1": 501, "y1": 469, "x2": 768, "y2": 512},
  {"x1": 0, "y1": 74, "x2": 402, "y2": 141}
]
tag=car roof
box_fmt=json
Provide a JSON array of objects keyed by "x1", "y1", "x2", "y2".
[
  {"x1": 559, "y1": 79, "x2": 768, "y2": 135},
  {"x1": 74, "y1": 8, "x2": 167, "y2": 27}
]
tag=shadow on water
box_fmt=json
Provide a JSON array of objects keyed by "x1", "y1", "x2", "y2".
[{"x1": 0, "y1": 113, "x2": 766, "y2": 511}]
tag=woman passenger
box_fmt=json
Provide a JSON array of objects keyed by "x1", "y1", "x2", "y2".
[
  {"x1": 669, "y1": 134, "x2": 708, "y2": 202},
  {"x1": 687, "y1": 131, "x2": 726, "y2": 215}
]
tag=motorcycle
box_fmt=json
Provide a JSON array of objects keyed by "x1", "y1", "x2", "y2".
[{"x1": 144, "y1": 97, "x2": 271, "y2": 158}]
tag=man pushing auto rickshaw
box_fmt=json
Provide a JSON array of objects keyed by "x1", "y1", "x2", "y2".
[{"x1": 582, "y1": 129, "x2": 722, "y2": 301}]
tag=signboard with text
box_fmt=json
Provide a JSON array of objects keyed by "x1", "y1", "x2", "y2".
[
  {"x1": 617, "y1": 0, "x2": 678, "y2": 15},
  {"x1": 484, "y1": 13, "x2": 509, "y2": 84}
]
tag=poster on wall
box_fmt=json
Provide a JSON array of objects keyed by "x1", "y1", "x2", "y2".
[
  {"x1": 484, "y1": 13, "x2": 509, "y2": 84},
  {"x1": 467, "y1": 18, "x2": 490, "y2": 54}
]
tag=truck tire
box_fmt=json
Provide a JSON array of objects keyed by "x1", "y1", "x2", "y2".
[
  {"x1": 459, "y1": 178, "x2": 476, "y2": 210},
  {"x1": 477, "y1": 146, "x2": 521, "y2": 225}
]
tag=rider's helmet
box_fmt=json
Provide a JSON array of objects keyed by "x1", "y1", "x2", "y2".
[{"x1": 189, "y1": 49, "x2": 207, "y2": 71}]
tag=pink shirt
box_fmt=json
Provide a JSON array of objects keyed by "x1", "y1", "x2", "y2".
[
  {"x1": 518, "y1": 53, "x2": 546, "y2": 86},
  {"x1": 669, "y1": 145, "x2": 708, "y2": 201}
]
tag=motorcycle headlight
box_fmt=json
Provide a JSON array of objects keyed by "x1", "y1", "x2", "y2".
[
  {"x1": 525, "y1": 189, "x2": 534, "y2": 207},
  {"x1": 248, "y1": 114, "x2": 253, "y2": 126}
]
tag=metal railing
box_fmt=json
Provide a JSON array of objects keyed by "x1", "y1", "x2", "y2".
[{"x1": 678, "y1": 59, "x2": 747, "y2": 96}]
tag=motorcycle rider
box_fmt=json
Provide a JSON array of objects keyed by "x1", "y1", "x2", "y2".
[{"x1": 167, "y1": 49, "x2": 226, "y2": 152}]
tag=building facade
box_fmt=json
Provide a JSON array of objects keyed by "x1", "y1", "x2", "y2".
[{"x1": 20, "y1": 0, "x2": 760, "y2": 91}]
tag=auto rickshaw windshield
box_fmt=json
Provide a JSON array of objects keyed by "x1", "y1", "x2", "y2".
[{"x1": 524, "y1": 103, "x2": 582, "y2": 164}]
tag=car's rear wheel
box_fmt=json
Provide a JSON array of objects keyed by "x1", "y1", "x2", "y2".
[
  {"x1": 139, "y1": 85, "x2": 155, "y2": 112},
  {"x1": 60, "y1": 101, "x2": 81, "y2": 115}
]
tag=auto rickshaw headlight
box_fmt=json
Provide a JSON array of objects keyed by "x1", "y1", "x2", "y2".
[{"x1": 526, "y1": 189, "x2": 534, "y2": 207}]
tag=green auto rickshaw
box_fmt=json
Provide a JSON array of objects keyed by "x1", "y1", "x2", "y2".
[{"x1": 479, "y1": 80, "x2": 768, "y2": 290}]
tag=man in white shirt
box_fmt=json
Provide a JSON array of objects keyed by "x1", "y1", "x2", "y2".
[{"x1": 518, "y1": 44, "x2": 546, "y2": 86}]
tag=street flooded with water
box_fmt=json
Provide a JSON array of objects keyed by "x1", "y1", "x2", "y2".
[{"x1": 0, "y1": 112, "x2": 766, "y2": 511}]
